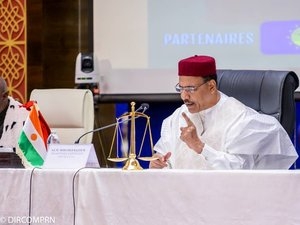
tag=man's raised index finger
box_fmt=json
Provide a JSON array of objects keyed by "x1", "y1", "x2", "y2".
[{"x1": 182, "y1": 112, "x2": 194, "y2": 126}]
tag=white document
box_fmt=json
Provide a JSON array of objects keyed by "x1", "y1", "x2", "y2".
[{"x1": 43, "y1": 144, "x2": 100, "y2": 169}]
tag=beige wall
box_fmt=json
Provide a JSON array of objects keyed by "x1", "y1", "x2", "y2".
[{"x1": 94, "y1": 0, "x2": 148, "y2": 68}]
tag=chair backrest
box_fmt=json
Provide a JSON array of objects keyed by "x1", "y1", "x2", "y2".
[
  {"x1": 30, "y1": 88, "x2": 94, "y2": 144},
  {"x1": 217, "y1": 70, "x2": 299, "y2": 137}
]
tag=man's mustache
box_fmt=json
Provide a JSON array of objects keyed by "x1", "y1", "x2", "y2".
[{"x1": 184, "y1": 100, "x2": 193, "y2": 104}]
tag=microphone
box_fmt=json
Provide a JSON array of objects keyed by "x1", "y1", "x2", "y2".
[
  {"x1": 74, "y1": 103, "x2": 149, "y2": 144},
  {"x1": 136, "y1": 103, "x2": 149, "y2": 113}
]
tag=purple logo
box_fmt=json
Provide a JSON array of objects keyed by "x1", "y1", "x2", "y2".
[{"x1": 260, "y1": 20, "x2": 300, "y2": 54}]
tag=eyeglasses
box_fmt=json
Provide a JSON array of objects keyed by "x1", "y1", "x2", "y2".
[{"x1": 175, "y1": 81, "x2": 208, "y2": 93}]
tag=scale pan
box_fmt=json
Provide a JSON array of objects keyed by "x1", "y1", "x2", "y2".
[
  {"x1": 107, "y1": 157, "x2": 128, "y2": 162},
  {"x1": 138, "y1": 156, "x2": 159, "y2": 161}
]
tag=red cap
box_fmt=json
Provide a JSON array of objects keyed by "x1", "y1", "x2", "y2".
[{"x1": 178, "y1": 55, "x2": 216, "y2": 77}]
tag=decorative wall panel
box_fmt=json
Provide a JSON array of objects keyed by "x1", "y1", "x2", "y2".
[{"x1": 0, "y1": 0, "x2": 26, "y2": 103}]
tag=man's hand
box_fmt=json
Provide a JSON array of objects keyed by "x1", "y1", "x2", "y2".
[
  {"x1": 180, "y1": 112, "x2": 204, "y2": 154},
  {"x1": 149, "y1": 152, "x2": 172, "y2": 169}
]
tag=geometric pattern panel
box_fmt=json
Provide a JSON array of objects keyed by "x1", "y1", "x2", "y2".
[{"x1": 0, "y1": 0, "x2": 26, "y2": 103}]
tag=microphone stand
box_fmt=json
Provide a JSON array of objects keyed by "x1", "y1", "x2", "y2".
[
  {"x1": 75, "y1": 122, "x2": 119, "y2": 144},
  {"x1": 74, "y1": 103, "x2": 148, "y2": 144}
]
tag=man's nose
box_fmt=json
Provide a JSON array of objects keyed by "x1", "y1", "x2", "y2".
[{"x1": 181, "y1": 90, "x2": 190, "y2": 99}]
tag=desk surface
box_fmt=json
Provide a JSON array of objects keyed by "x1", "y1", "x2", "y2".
[{"x1": 1, "y1": 169, "x2": 300, "y2": 225}]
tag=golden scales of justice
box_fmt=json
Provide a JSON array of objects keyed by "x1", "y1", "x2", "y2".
[{"x1": 107, "y1": 102, "x2": 158, "y2": 170}]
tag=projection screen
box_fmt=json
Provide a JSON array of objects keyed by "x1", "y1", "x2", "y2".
[{"x1": 94, "y1": 0, "x2": 300, "y2": 93}]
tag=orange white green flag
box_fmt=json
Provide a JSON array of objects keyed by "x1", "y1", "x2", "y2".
[{"x1": 18, "y1": 102, "x2": 51, "y2": 167}]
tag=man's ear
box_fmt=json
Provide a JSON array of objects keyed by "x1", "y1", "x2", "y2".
[{"x1": 208, "y1": 80, "x2": 217, "y2": 93}]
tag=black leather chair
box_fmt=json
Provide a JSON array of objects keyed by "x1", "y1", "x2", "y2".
[{"x1": 217, "y1": 70, "x2": 299, "y2": 137}]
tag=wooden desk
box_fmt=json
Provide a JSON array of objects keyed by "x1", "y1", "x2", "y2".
[{"x1": 0, "y1": 153, "x2": 24, "y2": 168}]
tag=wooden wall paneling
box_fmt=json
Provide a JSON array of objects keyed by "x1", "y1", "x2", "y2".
[
  {"x1": 27, "y1": 0, "x2": 43, "y2": 95},
  {"x1": 42, "y1": 0, "x2": 80, "y2": 88},
  {"x1": 27, "y1": 0, "x2": 116, "y2": 167}
]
